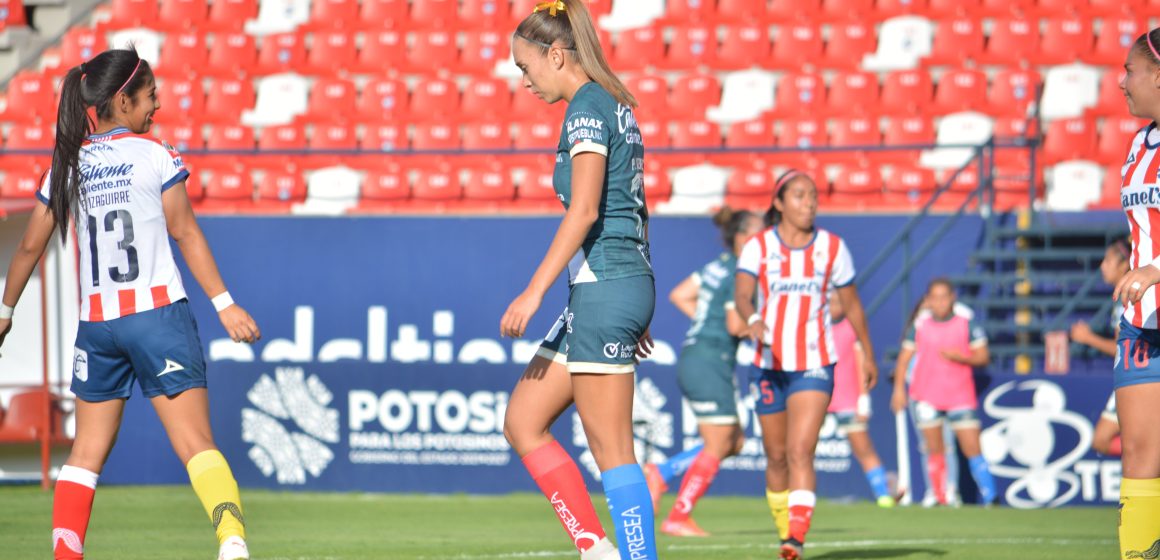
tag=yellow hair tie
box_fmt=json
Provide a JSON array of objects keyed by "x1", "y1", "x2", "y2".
[{"x1": 533, "y1": 1, "x2": 566, "y2": 16}]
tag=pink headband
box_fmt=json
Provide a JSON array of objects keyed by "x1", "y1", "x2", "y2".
[
  {"x1": 774, "y1": 170, "x2": 803, "y2": 193},
  {"x1": 1149, "y1": 31, "x2": 1160, "y2": 62},
  {"x1": 115, "y1": 59, "x2": 142, "y2": 95}
]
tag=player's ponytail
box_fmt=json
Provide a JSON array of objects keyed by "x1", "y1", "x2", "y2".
[
  {"x1": 712, "y1": 206, "x2": 756, "y2": 250},
  {"x1": 515, "y1": 0, "x2": 637, "y2": 108},
  {"x1": 48, "y1": 48, "x2": 150, "y2": 241},
  {"x1": 1134, "y1": 28, "x2": 1160, "y2": 66}
]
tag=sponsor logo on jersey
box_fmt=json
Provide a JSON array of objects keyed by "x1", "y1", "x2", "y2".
[
  {"x1": 73, "y1": 348, "x2": 89, "y2": 383},
  {"x1": 1122, "y1": 187, "x2": 1160, "y2": 209},
  {"x1": 157, "y1": 359, "x2": 185, "y2": 377},
  {"x1": 603, "y1": 341, "x2": 638, "y2": 360},
  {"x1": 804, "y1": 368, "x2": 830, "y2": 381}
]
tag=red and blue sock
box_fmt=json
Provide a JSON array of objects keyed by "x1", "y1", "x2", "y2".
[{"x1": 656, "y1": 444, "x2": 703, "y2": 485}]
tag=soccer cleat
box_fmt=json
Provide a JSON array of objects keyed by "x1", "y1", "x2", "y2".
[
  {"x1": 579, "y1": 537, "x2": 620, "y2": 560},
  {"x1": 642, "y1": 463, "x2": 668, "y2": 514},
  {"x1": 877, "y1": 495, "x2": 896, "y2": 508},
  {"x1": 660, "y1": 517, "x2": 710, "y2": 537},
  {"x1": 779, "y1": 538, "x2": 804, "y2": 560},
  {"x1": 217, "y1": 536, "x2": 249, "y2": 560}
]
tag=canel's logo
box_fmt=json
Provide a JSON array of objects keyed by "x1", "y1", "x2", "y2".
[
  {"x1": 242, "y1": 367, "x2": 340, "y2": 484},
  {"x1": 573, "y1": 376, "x2": 674, "y2": 479},
  {"x1": 980, "y1": 380, "x2": 1094, "y2": 509}
]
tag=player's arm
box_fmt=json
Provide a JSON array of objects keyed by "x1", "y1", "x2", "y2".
[
  {"x1": 890, "y1": 345, "x2": 915, "y2": 413},
  {"x1": 836, "y1": 283, "x2": 877, "y2": 389},
  {"x1": 725, "y1": 302, "x2": 746, "y2": 337},
  {"x1": 500, "y1": 152, "x2": 604, "y2": 338},
  {"x1": 1070, "y1": 320, "x2": 1117, "y2": 356},
  {"x1": 669, "y1": 274, "x2": 699, "y2": 319},
  {"x1": 163, "y1": 183, "x2": 260, "y2": 343},
  {"x1": 0, "y1": 202, "x2": 56, "y2": 347},
  {"x1": 734, "y1": 271, "x2": 765, "y2": 341}
]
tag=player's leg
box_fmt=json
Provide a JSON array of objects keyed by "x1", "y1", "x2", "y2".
[
  {"x1": 950, "y1": 410, "x2": 995, "y2": 506},
  {"x1": 645, "y1": 348, "x2": 712, "y2": 510},
  {"x1": 755, "y1": 370, "x2": 790, "y2": 543},
  {"x1": 843, "y1": 418, "x2": 891, "y2": 506},
  {"x1": 1093, "y1": 394, "x2": 1121, "y2": 456},
  {"x1": 915, "y1": 401, "x2": 948, "y2": 505},
  {"x1": 660, "y1": 422, "x2": 740, "y2": 537},
  {"x1": 781, "y1": 385, "x2": 830, "y2": 559},
  {"x1": 1117, "y1": 381, "x2": 1160, "y2": 559}
]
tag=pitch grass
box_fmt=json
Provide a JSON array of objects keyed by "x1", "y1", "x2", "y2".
[{"x1": 0, "y1": 485, "x2": 1117, "y2": 559}]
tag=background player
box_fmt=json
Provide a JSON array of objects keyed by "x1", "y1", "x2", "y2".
[
  {"x1": 735, "y1": 170, "x2": 877, "y2": 560},
  {"x1": 0, "y1": 48, "x2": 260, "y2": 560},
  {"x1": 499, "y1": 2, "x2": 656, "y2": 559},
  {"x1": 644, "y1": 207, "x2": 763, "y2": 537}
]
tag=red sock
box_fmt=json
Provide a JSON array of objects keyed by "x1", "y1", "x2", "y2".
[
  {"x1": 787, "y1": 490, "x2": 816, "y2": 543},
  {"x1": 1109, "y1": 436, "x2": 1123, "y2": 456},
  {"x1": 52, "y1": 466, "x2": 99, "y2": 560},
  {"x1": 667, "y1": 452, "x2": 720, "y2": 522},
  {"x1": 928, "y1": 454, "x2": 947, "y2": 504},
  {"x1": 522, "y1": 441, "x2": 607, "y2": 553}
]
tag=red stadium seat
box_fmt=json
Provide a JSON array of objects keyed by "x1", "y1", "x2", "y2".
[
  {"x1": 1092, "y1": 164, "x2": 1124, "y2": 208},
  {"x1": 205, "y1": 0, "x2": 257, "y2": 31},
  {"x1": 725, "y1": 160, "x2": 774, "y2": 211},
  {"x1": 303, "y1": 31, "x2": 356, "y2": 75},
  {"x1": 1044, "y1": 117, "x2": 1097, "y2": 165},
  {"x1": 105, "y1": 0, "x2": 157, "y2": 29},
  {"x1": 205, "y1": 33, "x2": 256, "y2": 78},
  {"x1": 770, "y1": 23, "x2": 823, "y2": 69},
  {"x1": 0, "y1": 170, "x2": 43, "y2": 200},
  {"x1": 462, "y1": 162, "x2": 515, "y2": 210},
  {"x1": 992, "y1": 117, "x2": 1039, "y2": 166},
  {"x1": 624, "y1": 73, "x2": 669, "y2": 120},
  {"x1": 303, "y1": 0, "x2": 358, "y2": 30},
  {"x1": 461, "y1": 0, "x2": 510, "y2": 30},
  {"x1": 659, "y1": 0, "x2": 718, "y2": 24},
  {"x1": 933, "y1": 68, "x2": 987, "y2": 115},
  {"x1": 829, "y1": 116, "x2": 881, "y2": 165},
  {"x1": 638, "y1": 119, "x2": 672, "y2": 151},
  {"x1": 0, "y1": 71, "x2": 54, "y2": 124},
  {"x1": 1, "y1": 0, "x2": 27, "y2": 29},
  {"x1": 408, "y1": 31, "x2": 459, "y2": 74},
  {"x1": 183, "y1": 171, "x2": 204, "y2": 202},
  {"x1": 765, "y1": 0, "x2": 820, "y2": 22},
  {"x1": 358, "y1": 0, "x2": 408, "y2": 30},
  {"x1": 203, "y1": 78, "x2": 255, "y2": 124},
  {"x1": 876, "y1": 0, "x2": 930, "y2": 18},
  {"x1": 830, "y1": 166, "x2": 883, "y2": 209},
  {"x1": 881, "y1": 115, "x2": 934, "y2": 164},
  {"x1": 459, "y1": 31, "x2": 509, "y2": 75},
  {"x1": 3, "y1": 124, "x2": 53, "y2": 170},
  {"x1": 925, "y1": 17, "x2": 984, "y2": 65},
  {"x1": 355, "y1": 31, "x2": 406, "y2": 74},
  {"x1": 1090, "y1": 69, "x2": 1129, "y2": 118},
  {"x1": 979, "y1": 17, "x2": 1039, "y2": 65},
  {"x1": 463, "y1": 121, "x2": 514, "y2": 159},
  {"x1": 880, "y1": 69, "x2": 933, "y2": 116},
  {"x1": 205, "y1": 124, "x2": 255, "y2": 169},
  {"x1": 927, "y1": 0, "x2": 980, "y2": 18},
  {"x1": 257, "y1": 124, "x2": 306, "y2": 170},
  {"x1": 777, "y1": 118, "x2": 827, "y2": 164},
  {"x1": 153, "y1": 122, "x2": 205, "y2": 153},
  {"x1": 821, "y1": 21, "x2": 876, "y2": 70},
  {"x1": 412, "y1": 122, "x2": 461, "y2": 169},
  {"x1": 820, "y1": 0, "x2": 874, "y2": 21},
  {"x1": 0, "y1": 390, "x2": 65, "y2": 442},
  {"x1": 58, "y1": 28, "x2": 106, "y2": 71},
  {"x1": 360, "y1": 160, "x2": 410, "y2": 210},
  {"x1": 670, "y1": 120, "x2": 721, "y2": 165},
  {"x1": 979, "y1": 0, "x2": 1032, "y2": 15},
  {"x1": 987, "y1": 68, "x2": 1041, "y2": 119},
  {"x1": 511, "y1": 121, "x2": 558, "y2": 167},
  {"x1": 202, "y1": 165, "x2": 255, "y2": 211},
  {"x1": 308, "y1": 123, "x2": 358, "y2": 168},
  {"x1": 412, "y1": 0, "x2": 459, "y2": 30},
  {"x1": 670, "y1": 72, "x2": 721, "y2": 118},
  {"x1": 883, "y1": 166, "x2": 938, "y2": 208},
  {"x1": 361, "y1": 122, "x2": 408, "y2": 153},
  {"x1": 1097, "y1": 117, "x2": 1148, "y2": 165},
  {"x1": 717, "y1": 24, "x2": 771, "y2": 70},
  {"x1": 1036, "y1": 16, "x2": 1093, "y2": 65},
  {"x1": 156, "y1": 77, "x2": 204, "y2": 125},
  {"x1": 157, "y1": 0, "x2": 206, "y2": 31},
  {"x1": 256, "y1": 33, "x2": 305, "y2": 75},
  {"x1": 509, "y1": 89, "x2": 566, "y2": 124},
  {"x1": 461, "y1": 78, "x2": 512, "y2": 122},
  {"x1": 1033, "y1": 0, "x2": 1085, "y2": 16},
  {"x1": 1086, "y1": 0, "x2": 1143, "y2": 15},
  {"x1": 642, "y1": 159, "x2": 671, "y2": 208},
  {"x1": 1086, "y1": 16, "x2": 1146, "y2": 66},
  {"x1": 410, "y1": 78, "x2": 459, "y2": 121},
  {"x1": 770, "y1": 71, "x2": 826, "y2": 118},
  {"x1": 255, "y1": 166, "x2": 307, "y2": 211},
  {"x1": 155, "y1": 32, "x2": 205, "y2": 79},
  {"x1": 413, "y1": 162, "x2": 463, "y2": 211},
  {"x1": 828, "y1": 71, "x2": 880, "y2": 117},
  {"x1": 613, "y1": 27, "x2": 665, "y2": 71},
  {"x1": 663, "y1": 25, "x2": 717, "y2": 70},
  {"x1": 514, "y1": 161, "x2": 558, "y2": 211},
  {"x1": 721, "y1": 119, "x2": 775, "y2": 166}
]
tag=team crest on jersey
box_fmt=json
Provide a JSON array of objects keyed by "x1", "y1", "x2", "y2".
[{"x1": 1127, "y1": 152, "x2": 1137, "y2": 166}]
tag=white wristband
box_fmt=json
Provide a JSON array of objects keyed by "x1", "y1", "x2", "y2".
[
  {"x1": 857, "y1": 394, "x2": 872, "y2": 417},
  {"x1": 747, "y1": 313, "x2": 762, "y2": 326},
  {"x1": 212, "y1": 292, "x2": 235, "y2": 312},
  {"x1": 0, "y1": 303, "x2": 12, "y2": 320}
]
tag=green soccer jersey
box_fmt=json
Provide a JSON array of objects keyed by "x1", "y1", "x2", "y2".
[
  {"x1": 553, "y1": 81, "x2": 651, "y2": 284},
  {"x1": 684, "y1": 253, "x2": 740, "y2": 350}
]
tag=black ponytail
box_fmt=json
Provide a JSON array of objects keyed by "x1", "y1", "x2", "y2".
[
  {"x1": 48, "y1": 48, "x2": 149, "y2": 241},
  {"x1": 712, "y1": 206, "x2": 756, "y2": 249}
]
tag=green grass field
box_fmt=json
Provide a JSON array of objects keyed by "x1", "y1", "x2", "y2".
[{"x1": 0, "y1": 486, "x2": 1117, "y2": 559}]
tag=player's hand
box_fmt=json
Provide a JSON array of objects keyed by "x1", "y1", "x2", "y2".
[
  {"x1": 940, "y1": 348, "x2": 967, "y2": 363},
  {"x1": 501, "y1": 289, "x2": 542, "y2": 338},
  {"x1": 0, "y1": 318, "x2": 10, "y2": 351},
  {"x1": 1069, "y1": 321, "x2": 1093, "y2": 345},
  {"x1": 1114, "y1": 263, "x2": 1160, "y2": 306},
  {"x1": 743, "y1": 320, "x2": 767, "y2": 343},
  {"x1": 634, "y1": 328, "x2": 654, "y2": 365},
  {"x1": 219, "y1": 305, "x2": 260, "y2": 343},
  {"x1": 861, "y1": 358, "x2": 878, "y2": 390},
  {"x1": 891, "y1": 387, "x2": 908, "y2": 414}
]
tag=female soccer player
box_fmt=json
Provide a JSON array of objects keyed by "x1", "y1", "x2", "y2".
[
  {"x1": 890, "y1": 279, "x2": 996, "y2": 507},
  {"x1": 644, "y1": 207, "x2": 763, "y2": 537},
  {"x1": 734, "y1": 170, "x2": 877, "y2": 560},
  {"x1": 828, "y1": 293, "x2": 893, "y2": 508},
  {"x1": 0, "y1": 48, "x2": 259, "y2": 560},
  {"x1": 499, "y1": 2, "x2": 656, "y2": 559},
  {"x1": 1109, "y1": 28, "x2": 1160, "y2": 558}
]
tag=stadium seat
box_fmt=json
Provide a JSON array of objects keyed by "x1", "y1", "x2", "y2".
[
  {"x1": 205, "y1": 0, "x2": 257, "y2": 31},
  {"x1": 1086, "y1": 16, "x2": 1147, "y2": 66},
  {"x1": 0, "y1": 169, "x2": 43, "y2": 200},
  {"x1": 637, "y1": 119, "x2": 672, "y2": 151},
  {"x1": 154, "y1": 0, "x2": 207, "y2": 31},
  {"x1": 1036, "y1": 16, "x2": 1094, "y2": 65},
  {"x1": 0, "y1": 0, "x2": 28, "y2": 30},
  {"x1": 1085, "y1": 0, "x2": 1143, "y2": 15},
  {"x1": 1032, "y1": 0, "x2": 1086, "y2": 16},
  {"x1": 769, "y1": 71, "x2": 826, "y2": 118},
  {"x1": 883, "y1": 166, "x2": 938, "y2": 208},
  {"x1": 920, "y1": 112, "x2": 995, "y2": 169},
  {"x1": 257, "y1": 124, "x2": 306, "y2": 171},
  {"x1": 612, "y1": 27, "x2": 665, "y2": 72},
  {"x1": 658, "y1": 0, "x2": 718, "y2": 24},
  {"x1": 670, "y1": 72, "x2": 721, "y2": 119},
  {"x1": 881, "y1": 115, "x2": 936, "y2": 165},
  {"x1": 1041, "y1": 64, "x2": 1100, "y2": 121},
  {"x1": 462, "y1": 161, "x2": 516, "y2": 210},
  {"x1": 355, "y1": 30, "x2": 406, "y2": 74},
  {"x1": 408, "y1": 31, "x2": 459, "y2": 74},
  {"x1": 829, "y1": 166, "x2": 883, "y2": 209},
  {"x1": 979, "y1": 0, "x2": 1032, "y2": 15},
  {"x1": 721, "y1": 119, "x2": 776, "y2": 166},
  {"x1": 933, "y1": 68, "x2": 987, "y2": 115},
  {"x1": 255, "y1": 33, "x2": 306, "y2": 75},
  {"x1": 770, "y1": 23, "x2": 823, "y2": 69},
  {"x1": 301, "y1": 166, "x2": 361, "y2": 214},
  {"x1": 1097, "y1": 116, "x2": 1148, "y2": 165},
  {"x1": 625, "y1": 73, "x2": 669, "y2": 121},
  {"x1": 670, "y1": 120, "x2": 722, "y2": 166},
  {"x1": 184, "y1": 171, "x2": 205, "y2": 202},
  {"x1": 0, "y1": 71, "x2": 53, "y2": 124},
  {"x1": 764, "y1": 0, "x2": 820, "y2": 22},
  {"x1": 822, "y1": 21, "x2": 876, "y2": 70},
  {"x1": 925, "y1": 17, "x2": 984, "y2": 65},
  {"x1": 155, "y1": 32, "x2": 205, "y2": 79},
  {"x1": 104, "y1": 0, "x2": 157, "y2": 30},
  {"x1": 201, "y1": 164, "x2": 255, "y2": 212},
  {"x1": 777, "y1": 118, "x2": 827, "y2": 164},
  {"x1": 361, "y1": 122, "x2": 408, "y2": 153},
  {"x1": 204, "y1": 32, "x2": 256, "y2": 78},
  {"x1": 107, "y1": 28, "x2": 161, "y2": 69},
  {"x1": 880, "y1": 69, "x2": 933, "y2": 116},
  {"x1": 877, "y1": 0, "x2": 930, "y2": 18},
  {"x1": 705, "y1": 69, "x2": 776, "y2": 124},
  {"x1": 661, "y1": 163, "x2": 728, "y2": 214},
  {"x1": 1044, "y1": 117, "x2": 1097, "y2": 165},
  {"x1": 299, "y1": 78, "x2": 357, "y2": 124},
  {"x1": 862, "y1": 16, "x2": 933, "y2": 71},
  {"x1": 987, "y1": 68, "x2": 1042, "y2": 119},
  {"x1": 203, "y1": 78, "x2": 255, "y2": 124},
  {"x1": 255, "y1": 166, "x2": 307, "y2": 211},
  {"x1": 642, "y1": 159, "x2": 671, "y2": 208},
  {"x1": 302, "y1": 0, "x2": 358, "y2": 30},
  {"x1": 828, "y1": 116, "x2": 881, "y2": 165},
  {"x1": 57, "y1": 28, "x2": 106, "y2": 71},
  {"x1": 359, "y1": 160, "x2": 410, "y2": 211},
  {"x1": 717, "y1": 24, "x2": 772, "y2": 70},
  {"x1": 461, "y1": 0, "x2": 510, "y2": 30},
  {"x1": 413, "y1": 162, "x2": 463, "y2": 211},
  {"x1": 828, "y1": 71, "x2": 880, "y2": 117},
  {"x1": 509, "y1": 89, "x2": 566, "y2": 124},
  {"x1": 459, "y1": 31, "x2": 509, "y2": 75},
  {"x1": 1089, "y1": 68, "x2": 1130, "y2": 118},
  {"x1": 461, "y1": 77, "x2": 512, "y2": 123},
  {"x1": 308, "y1": 123, "x2": 358, "y2": 168},
  {"x1": 992, "y1": 116, "x2": 1039, "y2": 167},
  {"x1": 3, "y1": 124, "x2": 52, "y2": 171},
  {"x1": 358, "y1": 0, "x2": 408, "y2": 29},
  {"x1": 1046, "y1": 160, "x2": 1103, "y2": 211},
  {"x1": 412, "y1": 0, "x2": 460, "y2": 30},
  {"x1": 244, "y1": 0, "x2": 309, "y2": 35},
  {"x1": 412, "y1": 123, "x2": 461, "y2": 169},
  {"x1": 991, "y1": 164, "x2": 1039, "y2": 211},
  {"x1": 1093, "y1": 163, "x2": 1124, "y2": 208},
  {"x1": 463, "y1": 120, "x2": 514, "y2": 160},
  {"x1": 724, "y1": 160, "x2": 774, "y2": 211},
  {"x1": 820, "y1": 0, "x2": 874, "y2": 21},
  {"x1": 663, "y1": 24, "x2": 717, "y2": 70},
  {"x1": 979, "y1": 17, "x2": 1040, "y2": 65},
  {"x1": 156, "y1": 78, "x2": 204, "y2": 125},
  {"x1": 241, "y1": 74, "x2": 309, "y2": 127},
  {"x1": 153, "y1": 122, "x2": 205, "y2": 153},
  {"x1": 410, "y1": 78, "x2": 459, "y2": 122},
  {"x1": 598, "y1": 0, "x2": 663, "y2": 32},
  {"x1": 0, "y1": 390, "x2": 65, "y2": 442},
  {"x1": 936, "y1": 165, "x2": 981, "y2": 209},
  {"x1": 511, "y1": 121, "x2": 559, "y2": 169},
  {"x1": 205, "y1": 125, "x2": 255, "y2": 170},
  {"x1": 514, "y1": 160, "x2": 559, "y2": 211},
  {"x1": 303, "y1": 31, "x2": 356, "y2": 75}
]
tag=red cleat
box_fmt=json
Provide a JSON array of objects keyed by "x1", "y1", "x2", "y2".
[
  {"x1": 643, "y1": 463, "x2": 667, "y2": 514},
  {"x1": 779, "y1": 538, "x2": 804, "y2": 560},
  {"x1": 660, "y1": 517, "x2": 710, "y2": 537}
]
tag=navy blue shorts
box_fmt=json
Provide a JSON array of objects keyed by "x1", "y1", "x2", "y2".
[
  {"x1": 750, "y1": 365, "x2": 835, "y2": 416},
  {"x1": 71, "y1": 299, "x2": 207, "y2": 402},
  {"x1": 1114, "y1": 318, "x2": 1160, "y2": 390}
]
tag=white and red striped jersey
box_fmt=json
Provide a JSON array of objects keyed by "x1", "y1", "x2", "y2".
[
  {"x1": 38, "y1": 127, "x2": 190, "y2": 322},
  {"x1": 1120, "y1": 123, "x2": 1160, "y2": 329},
  {"x1": 737, "y1": 227, "x2": 855, "y2": 371}
]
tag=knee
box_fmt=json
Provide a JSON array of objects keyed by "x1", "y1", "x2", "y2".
[
  {"x1": 730, "y1": 432, "x2": 747, "y2": 457},
  {"x1": 786, "y1": 443, "x2": 815, "y2": 469},
  {"x1": 766, "y1": 446, "x2": 788, "y2": 471},
  {"x1": 502, "y1": 413, "x2": 550, "y2": 456}
]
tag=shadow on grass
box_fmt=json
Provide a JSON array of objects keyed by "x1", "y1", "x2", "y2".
[{"x1": 811, "y1": 548, "x2": 949, "y2": 559}]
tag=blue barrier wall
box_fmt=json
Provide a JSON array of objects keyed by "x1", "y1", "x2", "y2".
[{"x1": 94, "y1": 215, "x2": 1119, "y2": 507}]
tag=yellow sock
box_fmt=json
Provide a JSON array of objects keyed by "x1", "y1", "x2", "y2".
[
  {"x1": 766, "y1": 489, "x2": 790, "y2": 541},
  {"x1": 1120, "y1": 478, "x2": 1160, "y2": 560},
  {"x1": 187, "y1": 449, "x2": 246, "y2": 544}
]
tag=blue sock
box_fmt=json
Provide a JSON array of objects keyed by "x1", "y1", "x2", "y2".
[
  {"x1": 968, "y1": 455, "x2": 996, "y2": 504},
  {"x1": 602, "y1": 464, "x2": 657, "y2": 560},
  {"x1": 656, "y1": 444, "x2": 703, "y2": 484},
  {"x1": 865, "y1": 466, "x2": 890, "y2": 499}
]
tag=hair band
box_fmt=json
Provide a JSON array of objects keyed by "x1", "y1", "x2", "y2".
[
  {"x1": 115, "y1": 59, "x2": 143, "y2": 96},
  {"x1": 533, "y1": 1, "x2": 566, "y2": 16}
]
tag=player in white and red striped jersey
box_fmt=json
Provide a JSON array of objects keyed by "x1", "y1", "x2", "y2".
[
  {"x1": 735, "y1": 169, "x2": 877, "y2": 560},
  {"x1": 1109, "y1": 28, "x2": 1160, "y2": 560},
  {"x1": 0, "y1": 48, "x2": 259, "y2": 560}
]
